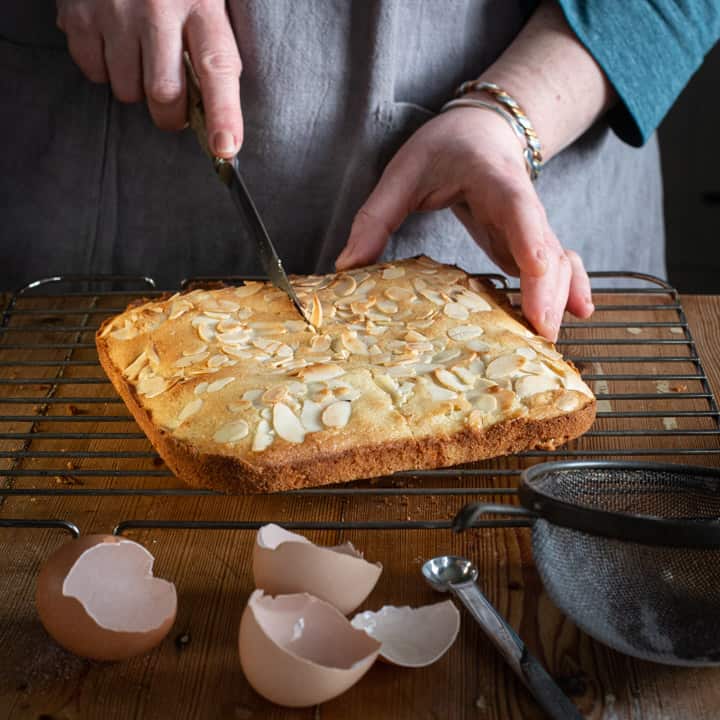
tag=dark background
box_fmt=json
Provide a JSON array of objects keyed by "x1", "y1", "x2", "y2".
[{"x1": 661, "y1": 42, "x2": 720, "y2": 293}]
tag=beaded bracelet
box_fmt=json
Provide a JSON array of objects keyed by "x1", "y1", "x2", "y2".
[{"x1": 454, "y1": 80, "x2": 543, "y2": 180}]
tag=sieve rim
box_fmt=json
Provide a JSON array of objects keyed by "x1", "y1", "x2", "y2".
[{"x1": 520, "y1": 461, "x2": 720, "y2": 549}]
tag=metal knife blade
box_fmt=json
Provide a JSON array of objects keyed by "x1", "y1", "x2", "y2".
[{"x1": 183, "y1": 52, "x2": 312, "y2": 326}]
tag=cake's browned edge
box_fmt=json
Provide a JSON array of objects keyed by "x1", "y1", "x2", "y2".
[{"x1": 95, "y1": 263, "x2": 597, "y2": 494}]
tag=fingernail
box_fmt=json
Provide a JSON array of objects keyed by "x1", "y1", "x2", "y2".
[
  {"x1": 543, "y1": 308, "x2": 558, "y2": 333},
  {"x1": 213, "y1": 130, "x2": 237, "y2": 156},
  {"x1": 585, "y1": 295, "x2": 595, "y2": 313}
]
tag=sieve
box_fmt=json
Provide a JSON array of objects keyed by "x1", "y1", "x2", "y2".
[{"x1": 453, "y1": 461, "x2": 720, "y2": 666}]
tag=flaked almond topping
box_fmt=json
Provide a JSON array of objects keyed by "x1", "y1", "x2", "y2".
[
  {"x1": 300, "y1": 399, "x2": 324, "y2": 432},
  {"x1": 341, "y1": 331, "x2": 369, "y2": 355},
  {"x1": 451, "y1": 366, "x2": 476, "y2": 386},
  {"x1": 472, "y1": 394, "x2": 498, "y2": 413},
  {"x1": 310, "y1": 334, "x2": 332, "y2": 352},
  {"x1": 419, "y1": 288, "x2": 444, "y2": 305},
  {"x1": 310, "y1": 293, "x2": 323, "y2": 328},
  {"x1": 213, "y1": 419, "x2": 250, "y2": 443},
  {"x1": 195, "y1": 381, "x2": 209, "y2": 395},
  {"x1": 110, "y1": 322, "x2": 137, "y2": 341},
  {"x1": 203, "y1": 310, "x2": 231, "y2": 320},
  {"x1": 198, "y1": 323, "x2": 216, "y2": 343},
  {"x1": 426, "y1": 381, "x2": 458, "y2": 402},
  {"x1": 207, "y1": 376, "x2": 236, "y2": 393},
  {"x1": 284, "y1": 320, "x2": 308, "y2": 333},
  {"x1": 249, "y1": 321, "x2": 287, "y2": 335},
  {"x1": 515, "y1": 374, "x2": 561, "y2": 399},
  {"x1": 350, "y1": 298, "x2": 376, "y2": 315},
  {"x1": 262, "y1": 384, "x2": 291, "y2": 404},
  {"x1": 466, "y1": 338, "x2": 491, "y2": 353},
  {"x1": 385, "y1": 286, "x2": 414, "y2": 302},
  {"x1": 234, "y1": 282, "x2": 263, "y2": 298},
  {"x1": 275, "y1": 343, "x2": 294, "y2": 359},
  {"x1": 456, "y1": 289, "x2": 492, "y2": 312},
  {"x1": 124, "y1": 351, "x2": 149, "y2": 380},
  {"x1": 296, "y1": 363, "x2": 345, "y2": 383},
  {"x1": 137, "y1": 374, "x2": 169, "y2": 398},
  {"x1": 555, "y1": 391, "x2": 582, "y2": 412},
  {"x1": 272, "y1": 402, "x2": 306, "y2": 443},
  {"x1": 356, "y1": 278, "x2": 376, "y2": 295},
  {"x1": 486, "y1": 353, "x2": 526, "y2": 380},
  {"x1": 433, "y1": 368, "x2": 469, "y2": 392},
  {"x1": 332, "y1": 384, "x2": 362, "y2": 401},
  {"x1": 322, "y1": 400, "x2": 351, "y2": 428},
  {"x1": 252, "y1": 419, "x2": 274, "y2": 451},
  {"x1": 516, "y1": 346, "x2": 538, "y2": 360},
  {"x1": 381, "y1": 265, "x2": 406, "y2": 280},
  {"x1": 443, "y1": 302, "x2": 469, "y2": 320},
  {"x1": 332, "y1": 274, "x2": 357, "y2": 297},
  {"x1": 178, "y1": 397, "x2": 203, "y2": 423},
  {"x1": 375, "y1": 298, "x2": 399, "y2": 315},
  {"x1": 448, "y1": 325, "x2": 484, "y2": 342},
  {"x1": 227, "y1": 401, "x2": 252, "y2": 414},
  {"x1": 433, "y1": 348, "x2": 461, "y2": 364},
  {"x1": 208, "y1": 353, "x2": 230, "y2": 368},
  {"x1": 174, "y1": 351, "x2": 210, "y2": 368},
  {"x1": 168, "y1": 298, "x2": 193, "y2": 320}
]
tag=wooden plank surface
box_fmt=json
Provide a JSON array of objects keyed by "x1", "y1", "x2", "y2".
[{"x1": 1, "y1": 289, "x2": 719, "y2": 720}]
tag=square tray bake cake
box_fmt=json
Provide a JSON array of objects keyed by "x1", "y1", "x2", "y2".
[{"x1": 96, "y1": 256, "x2": 596, "y2": 492}]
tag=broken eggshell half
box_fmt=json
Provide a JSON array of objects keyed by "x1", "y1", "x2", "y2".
[
  {"x1": 36, "y1": 534, "x2": 177, "y2": 661},
  {"x1": 253, "y1": 524, "x2": 382, "y2": 615},
  {"x1": 239, "y1": 590, "x2": 381, "y2": 707},
  {"x1": 351, "y1": 600, "x2": 461, "y2": 667}
]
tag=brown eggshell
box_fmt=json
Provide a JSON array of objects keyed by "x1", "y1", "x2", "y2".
[
  {"x1": 36, "y1": 534, "x2": 177, "y2": 661},
  {"x1": 253, "y1": 524, "x2": 382, "y2": 615},
  {"x1": 239, "y1": 590, "x2": 381, "y2": 707}
]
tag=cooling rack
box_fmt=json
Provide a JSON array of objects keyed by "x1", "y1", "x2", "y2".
[{"x1": 0, "y1": 272, "x2": 718, "y2": 539}]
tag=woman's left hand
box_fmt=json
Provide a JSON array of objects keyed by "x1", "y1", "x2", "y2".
[{"x1": 335, "y1": 105, "x2": 594, "y2": 342}]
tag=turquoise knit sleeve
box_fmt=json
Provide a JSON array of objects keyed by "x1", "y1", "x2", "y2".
[{"x1": 556, "y1": 1, "x2": 720, "y2": 146}]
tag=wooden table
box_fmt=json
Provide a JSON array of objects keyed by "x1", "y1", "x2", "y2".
[{"x1": 1, "y1": 287, "x2": 719, "y2": 720}]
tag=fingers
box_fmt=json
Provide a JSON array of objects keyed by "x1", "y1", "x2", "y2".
[
  {"x1": 57, "y1": 3, "x2": 108, "y2": 83},
  {"x1": 104, "y1": 28, "x2": 143, "y2": 103},
  {"x1": 186, "y1": 5, "x2": 243, "y2": 157},
  {"x1": 565, "y1": 249, "x2": 594, "y2": 318},
  {"x1": 142, "y1": 13, "x2": 186, "y2": 130},
  {"x1": 336, "y1": 151, "x2": 423, "y2": 270}
]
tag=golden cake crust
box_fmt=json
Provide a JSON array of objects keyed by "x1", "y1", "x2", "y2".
[{"x1": 96, "y1": 257, "x2": 596, "y2": 493}]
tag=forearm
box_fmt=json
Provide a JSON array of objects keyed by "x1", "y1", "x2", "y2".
[{"x1": 469, "y1": 0, "x2": 616, "y2": 161}]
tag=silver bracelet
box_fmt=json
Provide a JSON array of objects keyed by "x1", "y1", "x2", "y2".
[
  {"x1": 440, "y1": 97, "x2": 538, "y2": 180},
  {"x1": 455, "y1": 80, "x2": 543, "y2": 179}
]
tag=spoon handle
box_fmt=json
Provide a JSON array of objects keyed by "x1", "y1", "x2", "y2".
[{"x1": 452, "y1": 582, "x2": 582, "y2": 720}]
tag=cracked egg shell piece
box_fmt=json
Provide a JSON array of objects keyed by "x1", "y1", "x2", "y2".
[{"x1": 96, "y1": 256, "x2": 596, "y2": 493}]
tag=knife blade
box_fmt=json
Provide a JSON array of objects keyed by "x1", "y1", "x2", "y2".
[{"x1": 183, "y1": 53, "x2": 312, "y2": 326}]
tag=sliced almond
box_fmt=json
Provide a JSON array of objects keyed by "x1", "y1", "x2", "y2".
[
  {"x1": 433, "y1": 368, "x2": 469, "y2": 393},
  {"x1": 332, "y1": 274, "x2": 357, "y2": 297},
  {"x1": 272, "y1": 403, "x2": 306, "y2": 443},
  {"x1": 341, "y1": 331, "x2": 368, "y2": 355},
  {"x1": 310, "y1": 293, "x2": 323, "y2": 328},
  {"x1": 385, "y1": 286, "x2": 414, "y2": 302},
  {"x1": 451, "y1": 366, "x2": 476, "y2": 386},
  {"x1": 447, "y1": 325, "x2": 483, "y2": 342},
  {"x1": 194, "y1": 381, "x2": 209, "y2": 395},
  {"x1": 227, "y1": 401, "x2": 251, "y2": 413},
  {"x1": 169, "y1": 298, "x2": 193, "y2": 320},
  {"x1": 262, "y1": 385, "x2": 291, "y2": 404},
  {"x1": 486, "y1": 353, "x2": 526, "y2": 380},
  {"x1": 183, "y1": 341, "x2": 208, "y2": 356},
  {"x1": 234, "y1": 282, "x2": 263, "y2": 299},
  {"x1": 300, "y1": 399, "x2": 324, "y2": 432},
  {"x1": 382, "y1": 265, "x2": 405, "y2": 280},
  {"x1": 174, "y1": 351, "x2": 210, "y2": 368},
  {"x1": 419, "y1": 288, "x2": 444, "y2": 305},
  {"x1": 213, "y1": 419, "x2": 250, "y2": 444},
  {"x1": 252, "y1": 419, "x2": 274, "y2": 451},
  {"x1": 556, "y1": 391, "x2": 582, "y2": 412},
  {"x1": 426, "y1": 382, "x2": 458, "y2": 402},
  {"x1": 310, "y1": 334, "x2": 332, "y2": 352},
  {"x1": 322, "y1": 400, "x2": 352, "y2": 428},
  {"x1": 124, "y1": 351, "x2": 148, "y2": 380},
  {"x1": 178, "y1": 397, "x2": 203, "y2": 423},
  {"x1": 443, "y1": 302, "x2": 469, "y2": 321},
  {"x1": 466, "y1": 338, "x2": 491, "y2": 353},
  {"x1": 376, "y1": 298, "x2": 399, "y2": 315},
  {"x1": 137, "y1": 374, "x2": 169, "y2": 399},
  {"x1": 110, "y1": 323, "x2": 137, "y2": 341},
  {"x1": 433, "y1": 348, "x2": 461, "y2": 364},
  {"x1": 208, "y1": 353, "x2": 230, "y2": 368},
  {"x1": 515, "y1": 374, "x2": 561, "y2": 399},
  {"x1": 207, "y1": 376, "x2": 236, "y2": 393},
  {"x1": 456, "y1": 289, "x2": 492, "y2": 312},
  {"x1": 472, "y1": 394, "x2": 498, "y2": 413}
]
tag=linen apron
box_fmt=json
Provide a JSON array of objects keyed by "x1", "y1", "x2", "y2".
[{"x1": 0, "y1": 0, "x2": 665, "y2": 291}]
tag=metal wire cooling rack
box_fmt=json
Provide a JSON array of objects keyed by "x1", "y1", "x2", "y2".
[{"x1": 0, "y1": 272, "x2": 719, "y2": 538}]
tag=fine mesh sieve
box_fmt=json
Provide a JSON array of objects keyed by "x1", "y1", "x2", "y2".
[{"x1": 453, "y1": 461, "x2": 720, "y2": 666}]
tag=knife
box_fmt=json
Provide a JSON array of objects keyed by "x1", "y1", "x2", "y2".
[{"x1": 183, "y1": 53, "x2": 313, "y2": 327}]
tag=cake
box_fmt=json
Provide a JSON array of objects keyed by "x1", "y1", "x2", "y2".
[{"x1": 96, "y1": 256, "x2": 596, "y2": 492}]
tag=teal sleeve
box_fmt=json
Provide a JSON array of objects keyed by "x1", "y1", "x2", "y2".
[{"x1": 555, "y1": 1, "x2": 720, "y2": 146}]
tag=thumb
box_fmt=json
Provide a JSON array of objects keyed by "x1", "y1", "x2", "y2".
[{"x1": 336, "y1": 154, "x2": 419, "y2": 270}]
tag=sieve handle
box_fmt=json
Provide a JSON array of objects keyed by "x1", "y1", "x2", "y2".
[{"x1": 451, "y1": 581, "x2": 582, "y2": 720}]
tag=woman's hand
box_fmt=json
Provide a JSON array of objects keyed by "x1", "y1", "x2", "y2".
[
  {"x1": 335, "y1": 105, "x2": 594, "y2": 341},
  {"x1": 56, "y1": 0, "x2": 243, "y2": 157}
]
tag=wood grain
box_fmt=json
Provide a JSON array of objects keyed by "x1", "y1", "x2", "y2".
[{"x1": 1, "y1": 290, "x2": 719, "y2": 719}]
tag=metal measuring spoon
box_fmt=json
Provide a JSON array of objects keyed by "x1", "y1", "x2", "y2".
[{"x1": 422, "y1": 556, "x2": 582, "y2": 720}]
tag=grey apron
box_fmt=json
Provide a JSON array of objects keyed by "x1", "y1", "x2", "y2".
[{"x1": 0, "y1": 0, "x2": 665, "y2": 291}]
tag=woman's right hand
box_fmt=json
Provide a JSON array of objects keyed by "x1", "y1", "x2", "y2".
[{"x1": 56, "y1": 0, "x2": 243, "y2": 158}]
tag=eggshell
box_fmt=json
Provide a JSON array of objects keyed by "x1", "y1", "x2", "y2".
[
  {"x1": 239, "y1": 590, "x2": 381, "y2": 707},
  {"x1": 253, "y1": 524, "x2": 382, "y2": 615},
  {"x1": 351, "y1": 600, "x2": 460, "y2": 667},
  {"x1": 36, "y1": 534, "x2": 177, "y2": 661}
]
